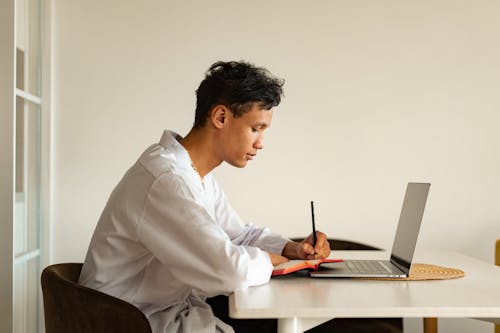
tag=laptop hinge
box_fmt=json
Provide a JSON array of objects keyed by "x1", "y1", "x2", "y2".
[{"x1": 390, "y1": 255, "x2": 411, "y2": 275}]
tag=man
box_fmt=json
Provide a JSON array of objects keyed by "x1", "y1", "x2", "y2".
[{"x1": 79, "y1": 60, "x2": 331, "y2": 333}]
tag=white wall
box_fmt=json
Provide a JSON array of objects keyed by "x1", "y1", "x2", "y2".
[{"x1": 52, "y1": 1, "x2": 500, "y2": 330}]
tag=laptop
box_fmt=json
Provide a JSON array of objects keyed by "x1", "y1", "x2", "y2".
[{"x1": 310, "y1": 182, "x2": 430, "y2": 278}]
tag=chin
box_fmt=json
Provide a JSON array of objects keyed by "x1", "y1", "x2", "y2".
[{"x1": 227, "y1": 159, "x2": 248, "y2": 168}]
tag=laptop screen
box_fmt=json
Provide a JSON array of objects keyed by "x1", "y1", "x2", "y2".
[{"x1": 390, "y1": 183, "x2": 430, "y2": 273}]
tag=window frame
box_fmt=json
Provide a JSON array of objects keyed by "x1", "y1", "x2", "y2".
[{"x1": 0, "y1": 0, "x2": 52, "y2": 331}]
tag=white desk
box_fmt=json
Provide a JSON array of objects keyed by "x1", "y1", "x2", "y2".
[{"x1": 229, "y1": 250, "x2": 500, "y2": 333}]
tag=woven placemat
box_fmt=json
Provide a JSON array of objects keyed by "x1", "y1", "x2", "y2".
[{"x1": 359, "y1": 263, "x2": 465, "y2": 281}]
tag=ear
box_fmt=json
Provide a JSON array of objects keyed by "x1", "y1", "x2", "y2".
[{"x1": 210, "y1": 105, "x2": 228, "y2": 129}]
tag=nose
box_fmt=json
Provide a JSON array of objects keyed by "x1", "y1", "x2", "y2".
[{"x1": 254, "y1": 135, "x2": 264, "y2": 150}]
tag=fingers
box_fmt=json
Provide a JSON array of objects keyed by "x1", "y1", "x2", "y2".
[
  {"x1": 299, "y1": 241, "x2": 322, "y2": 260},
  {"x1": 311, "y1": 231, "x2": 331, "y2": 259},
  {"x1": 300, "y1": 242, "x2": 316, "y2": 256},
  {"x1": 296, "y1": 231, "x2": 331, "y2": 259}
]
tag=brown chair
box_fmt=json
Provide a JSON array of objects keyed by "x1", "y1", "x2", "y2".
[
  {"x1": 41, "y1": 263, "x2": 152, "y2": 333},
  {"x1": 291, "y1": 237, "x2": 381, "y2": 251},
  {"x1": 496, "y1": 240, "x2": 500, "y2": 333},
  {"x1": 290, "y1": 238, "x2": 403, "y2": 333}
]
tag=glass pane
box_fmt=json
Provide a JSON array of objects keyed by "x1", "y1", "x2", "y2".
[
  {"x1": 15, "y1": 97, "x2": 41, "y2": 255},
  {"x1": 15, "y1": 0, "x2": 41, "y2": 96},
  {"x1": 14, "y1": 257, "x2": 40, "y2": 333}
]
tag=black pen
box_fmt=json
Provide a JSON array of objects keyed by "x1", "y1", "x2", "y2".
[{"x1": 310, "y1": 201, "x2": 317, "y2": 258}]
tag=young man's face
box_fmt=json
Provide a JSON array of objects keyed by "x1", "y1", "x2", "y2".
[{"x1": 219, "y1": 105, "x2": 273, "y2": 168}]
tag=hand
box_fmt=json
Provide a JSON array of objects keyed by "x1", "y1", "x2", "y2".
[
  {"x1": 266, "y1": 252, "x2": 289, "y2": 266},
  {"x1": 282, "y1": 231, "x2": 331, "y2": 260}
]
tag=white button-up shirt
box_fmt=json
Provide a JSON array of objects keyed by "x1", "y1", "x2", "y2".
[{"x1": 79, "y1": 130, "x2": 289, "y2": 333}]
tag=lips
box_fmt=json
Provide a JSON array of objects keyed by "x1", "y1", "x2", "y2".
[{"x1": 246, "y1": 153, "x2": 256, "y2": 160}]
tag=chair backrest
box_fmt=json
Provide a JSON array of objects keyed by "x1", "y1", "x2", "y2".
[
  {"x1": 290, "y1": 238, "x2": 381, "y2": 251},
  {"x1": 496, "y1": 240, "x2": 500, "y2": 333},
  {"x1": 496, "y1": 239, "x2": 500, "y2": 267},
  {"x1": 41, "y1": 263, "x2": 152, "y2": 333}
]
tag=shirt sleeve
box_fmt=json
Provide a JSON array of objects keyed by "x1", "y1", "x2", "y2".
[
  {"x1": 136, "y1": 173, "x2": 273, "y2": 297},
  {"x1": 211, "y1": 177, "x2": 290, "y2": 255}
]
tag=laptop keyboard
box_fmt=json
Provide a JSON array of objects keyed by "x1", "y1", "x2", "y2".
[{"x1": 345, "y1": 260, "x2": 393, "y2": 274}]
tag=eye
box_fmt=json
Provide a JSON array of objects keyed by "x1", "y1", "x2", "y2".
[{"x1": 251, "y1": 127, "x2": 258, "y2": 133}]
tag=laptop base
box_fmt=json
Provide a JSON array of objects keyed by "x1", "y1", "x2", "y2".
[{"x1": 309, "y1": 260, "x2": 407, "y2": 278}]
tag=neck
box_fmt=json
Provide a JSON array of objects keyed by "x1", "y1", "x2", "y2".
[{"x1": 179, "y1": 127, "x2": 221, "y2": 178}]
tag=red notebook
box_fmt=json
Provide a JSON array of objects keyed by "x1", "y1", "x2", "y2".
[{"x1": 272, "y1": 258, "x2": 343, "y2": 276}]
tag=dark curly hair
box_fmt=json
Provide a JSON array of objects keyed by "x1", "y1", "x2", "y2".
[{"x1": 193, "y1": 61, "x2": 285, "y2": 128}]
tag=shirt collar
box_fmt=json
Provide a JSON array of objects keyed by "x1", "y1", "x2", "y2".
[
  {"x1": 159, "y1": 130, "x2": 192, "y2": 168},
  {"x1": 159, "y1": 130, "x2": 210, "y2": 184}
]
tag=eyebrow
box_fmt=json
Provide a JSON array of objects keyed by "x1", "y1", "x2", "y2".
[{"x1": 253, "y1": 122, "x2": 270, "y2": 129}]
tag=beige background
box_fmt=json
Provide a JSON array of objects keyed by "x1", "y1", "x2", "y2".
[{"x1": 52, "y1": 1, "x2": 499, "y2": 331}]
